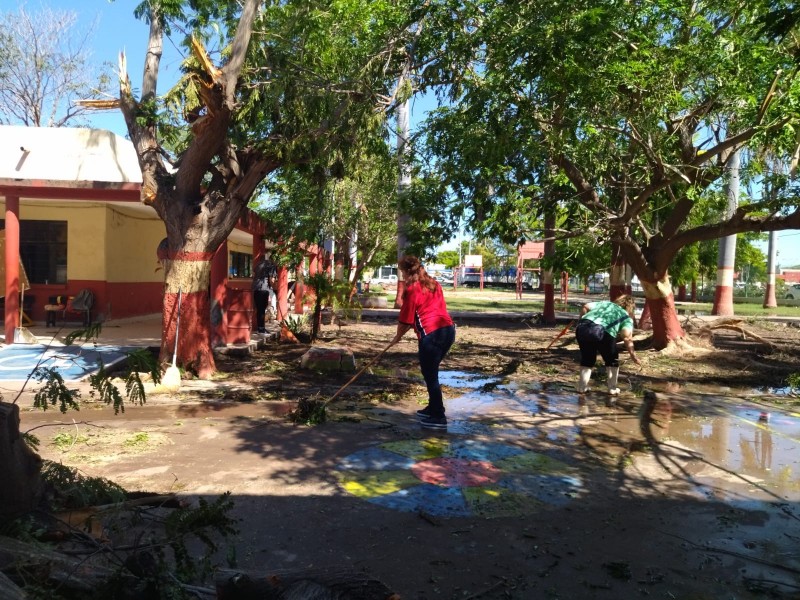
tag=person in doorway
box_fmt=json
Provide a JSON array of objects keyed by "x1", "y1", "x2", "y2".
[
  {"x1": 390, "y1": 255, "x2": 456, "y2": 430},
  {"x1": 575, "y1": 294, "x2": 641, "y2": 395},
  {"x1": 252, "y1": 254, "x2": 278, "y2": 333}
]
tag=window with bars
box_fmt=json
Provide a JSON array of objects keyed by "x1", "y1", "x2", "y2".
[
  {"x1": 229, "y1": 251, "x2": 252, "y2": 279},
  {"x1": 1, "y1": 220, "x2": 68, "y2": 284}
]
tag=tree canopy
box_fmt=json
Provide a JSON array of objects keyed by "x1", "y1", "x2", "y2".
[{"x1": 412, "y1": 0, "x2": 800, "y2": 279}]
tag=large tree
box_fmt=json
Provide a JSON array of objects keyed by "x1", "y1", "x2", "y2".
[
  {"x1": 259, "y1": 139, "x2": 401, "y2": 291},
  {"x1": 0, "y1": 4, "x2": 110, "y2": 126},
  {"x1": 110, "y1": 0, "x2": 419, "y2": 376},
  {"x1": 413, "y1": 0, "x2": 800, "y2": 349}
]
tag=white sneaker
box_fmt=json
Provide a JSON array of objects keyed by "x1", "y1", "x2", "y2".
[{"x1": 608, "y1": 387, "x2": 620, "y2": 396}]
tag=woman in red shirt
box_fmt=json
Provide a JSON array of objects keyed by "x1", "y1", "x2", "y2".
[{"x1": 390, "y1": 256, "x2": 456, "y2": 430}]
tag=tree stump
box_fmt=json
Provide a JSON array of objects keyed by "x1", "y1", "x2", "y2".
[{"x1": 0, "y1": 403, "x2": 43, "y2": 524}]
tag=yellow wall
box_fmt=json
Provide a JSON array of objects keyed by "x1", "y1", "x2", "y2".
[
  {"x1": 105, "y1": 206, "x2": 166, "y2": 282},
  {"x1": 6, "y1": 201, "x2": 165, "y2": 283},
  {"x1": 5, "y1": 200, "x2": 249, "y2": 284}
]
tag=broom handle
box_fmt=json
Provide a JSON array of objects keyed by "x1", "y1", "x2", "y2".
[
  {"x1": 172, "y1": 289, "x2": 182, "y2": 365},
  {"x1": 324, "y1": 341, "x2": 394, "y2": 406},
  {"x1": 546, "y1": 319, "x2": 575, "y2": 350}
]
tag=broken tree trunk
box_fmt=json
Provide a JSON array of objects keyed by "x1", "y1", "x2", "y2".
[
  {"x1": 215, "y1": 567, "x2": 398, "y2": 600},
  {"x1": 0, "y1": 403, "x2": 43, "y2": 524}
]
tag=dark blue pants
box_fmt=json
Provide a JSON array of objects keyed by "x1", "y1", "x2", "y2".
[
  {"x1": 253, "y1": 290, "x2": 269, "y2": 330},
  {"x1": 575, "y1": 320, "x2": 619, "y2": 368},
  {"x1": 418, "y1": 325, "x2": 456, "y2": 417}
]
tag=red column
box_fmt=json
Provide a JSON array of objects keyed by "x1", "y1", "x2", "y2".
[
  {"x1": 294, "y1": 264, "x2": 304, "y2": 314},
  {"x1": 210, "y1": 241, "x2": 228, "y2": 347},
  {"x1": 4, "y1": 195, "x2": 20, "y2": 344},
  {"x1": 251, "y1": 235, "x2": 266, "y2": 331},
  {"x1": 276, "y1": 266, "x2": 289, "y2": 322}
]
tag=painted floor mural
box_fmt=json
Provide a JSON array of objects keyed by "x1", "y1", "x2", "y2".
[
  {"x1": 336, "y1": 437, "x2": 584, "y2": 518},
  {"x1": 0, "y1": 344, "x2": 136, "y2": 381}
]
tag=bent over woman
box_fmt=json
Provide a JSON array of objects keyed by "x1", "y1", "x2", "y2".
[
  {"x1": 575, "y1": 294, "x2": 641, "y2": 395},
  {"x1": 390, "y1": 256, "x2": 456, "y2": 430}
]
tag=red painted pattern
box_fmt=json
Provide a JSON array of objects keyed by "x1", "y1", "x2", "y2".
[
  {"x1": 167, "y1": 251, "x2": 214, "y2": 261},
  {"x1": 411, "y1": 457, "x2": 502, "y2": 488}
]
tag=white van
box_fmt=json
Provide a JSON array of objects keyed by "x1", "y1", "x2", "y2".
[{"x1": 369, "y1": 265, "x2": 398, "y2": 285}]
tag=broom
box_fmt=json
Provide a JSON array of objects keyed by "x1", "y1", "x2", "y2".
[
  {"x1": 291, "y1": 340, "x2": 395, "y2": 424},
  {"x1": 162, "y1": 289, "x2": 182, "y2": 390},
  {"x1": 13, "y1": 287, "x2": 37, "y2": 344}
]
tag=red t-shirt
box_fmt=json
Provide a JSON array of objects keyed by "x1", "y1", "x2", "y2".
[{"x1": 398, "y1": 280, "x2": 454, "y2": 339}]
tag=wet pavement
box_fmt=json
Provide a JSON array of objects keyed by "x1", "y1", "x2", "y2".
[
  {"x1": 22, "y1": 361, "x2": 800, "y2": 598},
  {"x1": 330, "y1": 371, "x2": 800, "y2": 515}
]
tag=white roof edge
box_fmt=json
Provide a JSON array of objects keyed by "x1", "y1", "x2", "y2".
[{"x1": 0, "y1": 125, "x2": 142, "y2": 184}]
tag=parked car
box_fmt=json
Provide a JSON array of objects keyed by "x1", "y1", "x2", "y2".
[
  {"x1": 369, "y1": 265, "x2": 398, "y2": 287},
  {"x1": 786, "y1": 283, "x2": 800, "y2": 299}
]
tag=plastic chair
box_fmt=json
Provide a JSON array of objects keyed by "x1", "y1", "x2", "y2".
[
  {"x1": 66, "y1": 289, "x2": 94, "y2": 326},
  {"x1": 44, "y1": 289, "x2": 94, "y2": 327}
]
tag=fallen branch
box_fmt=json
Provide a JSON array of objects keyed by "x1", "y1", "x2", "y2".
[
  {"x1": 215, "y1": 567, "x2": 398, "y2": 600},
  {"x1": 694, "y1": 319, "x2": 777, "y2": 349},
  {"x1": 0, "y1": 535, "x2": 136, "y2": 593},
  {"x1": 0, "y1": 571, "x2": 26, "y2": 600}
]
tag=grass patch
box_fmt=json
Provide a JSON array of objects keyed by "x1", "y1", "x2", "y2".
[
  {"x1": 123, "y1": 431, "x2": 150, "y2": 447},
  {"x1": 52, "y1": 431, "x2": 89, "y2": 451}
]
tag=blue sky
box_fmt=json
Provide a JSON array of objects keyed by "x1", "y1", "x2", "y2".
[
  {"x1": 48, "y1": 0, "x2": 185, "y2": 135},
  {"x1": 43, "y1": 1, "x2": 800, "y2": 268}
]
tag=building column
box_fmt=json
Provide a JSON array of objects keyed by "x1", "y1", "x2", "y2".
[
  {"x1": 210, "y1": 241, "x2": 228, "y2": 347},
  {"x1": 4, "y1": 194, "x2": 21, "y2": 344},
  {"x1": 251, "y1": 235, "x2": 266, "y2": 331}
]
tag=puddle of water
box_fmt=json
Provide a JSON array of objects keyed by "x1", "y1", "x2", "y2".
[
  {"x1": 441, "y1": 375, "x2": 800, "y2": 503},
  {"x1": 636, "y1": 393, "x2": 800, "y2": 501},
  {"x1": 756, "y1": 386, "x2": 797, "y2": 396},
  {"x1": 438, "y1": 370, "x2": 502, "y2": 389}
]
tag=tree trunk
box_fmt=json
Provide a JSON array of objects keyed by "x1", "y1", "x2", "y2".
[
  {"x1": 641, "y1": 277, "x2": 685, "y2": 349},
  {"x1": 542, "y1": 209, "x2": 556, "y2": 324},
  {"x1": 215, "y1": 567, "x2": 396, "y2": 600},
  {"x1": 609, "y1": 242, "x2": 626, "y2": 300},
  {"x1": 0, "y1": 403, "x2": 43, "y2": 524},
  {"x1": 161, "y1": 251, "x2": 215, "y2": 379},
  {"x1": 712, "y1": 150, "x2": 739, "y2": 316},
  {"x1": 763, "y1": 230, "x2": 778, "y2": 308},
  {"x1": 394, "y1": 97, "x2": 411, "y2": 309}
]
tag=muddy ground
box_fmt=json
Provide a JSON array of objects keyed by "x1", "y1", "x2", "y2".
[{"x1": 22, "y1": 312, "x2": 800, "y2": 599}]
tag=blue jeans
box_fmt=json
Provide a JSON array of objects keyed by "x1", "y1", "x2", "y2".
[{"x1": 418, "y1": 325, "x2": 456, "y2": 417}]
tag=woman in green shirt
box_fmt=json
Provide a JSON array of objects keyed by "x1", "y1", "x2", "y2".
[{"x1": 575, "y1": 295, "x2": 641, "y2": 394}]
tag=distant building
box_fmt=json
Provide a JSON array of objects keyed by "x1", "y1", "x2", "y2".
[{"x1": 781, "y1": 267, "x2": 800, "y2": 284}]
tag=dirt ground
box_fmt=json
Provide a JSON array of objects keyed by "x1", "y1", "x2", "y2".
[{"x1": 21, "y1": 312, "x2": 800, "y2": 599}]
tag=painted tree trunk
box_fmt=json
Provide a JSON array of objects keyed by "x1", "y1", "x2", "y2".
[
  {"x1": 642, "y1": 277, "x2": 685, "y2": 349},
  {"x1": 712, "y1": 150, "x2": 739, "y2": 316},
  {"x1": 638, "y1": 302, "x2": 652, "y2": 330},
  {"x1": 542, "y1": 269, "x2": 555, "y2": 324},
  {"x1": 161, "y1": 252, "x2": 215, "y2": 379},
  {"x1": 677, "y1": 284, "x2": 687, "y2": 301},
  {"x1": 609, "y1": 242, "x2": 626, "y2": 300},
  {"x1": 763, "y1": 230, "x2": 778, "y2": 308}
]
